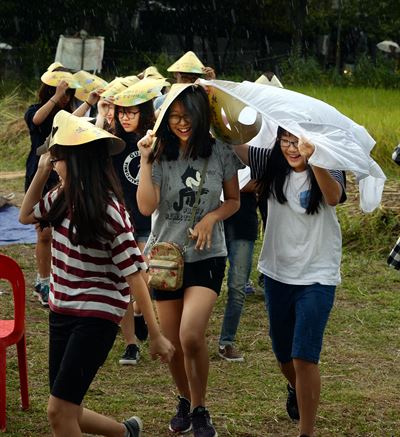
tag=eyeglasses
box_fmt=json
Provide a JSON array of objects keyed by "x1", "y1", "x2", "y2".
[
  {"x1": 280, "y1": 138, "x2": 299, "y2": 149},
  {"x1": 50, "y1": 158, "x2": 62, "y2": 166},
  {"x1": 117, "y1": 109, "x2": 140, "y2": 120},
  {"x1": 168, "y1": 114, "x2": 192, "y2": 125}
]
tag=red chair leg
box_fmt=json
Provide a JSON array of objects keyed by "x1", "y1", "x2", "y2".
[
  {"x1": 0, "y1": 348, "x2": 7, "y2": 432},
  {"x1": 16, "y1": 335, "x2": 29, "y2": 411}
]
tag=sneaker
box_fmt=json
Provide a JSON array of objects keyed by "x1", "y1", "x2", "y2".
[
  {"x1": 244, "y1": 280, "x2": 255, "y2": 295},
  {"x1": 191, "y1": 406, "x2": 218, "y2": 437},
  {"x1": 34, "y1": 283, "x2": 49, "y2": 307},
  {"x1": 286, "y1": 384, "x2": 300, "y2": 421},
  {"x1": 134, "y1": 314, "x2": 148, "y2": 342},
  {"x1": 218, "y1": 345, "x2": 244, "y2": 362},
  {"x1": 119, "y1": 344, "x2": 140, "y2": 365},
  {"x1": 123, "y1": 415, "x2": 143, "y2": 437},
  {"x1": 169, "y1": 396, "x2": 192, "y2": 433}
]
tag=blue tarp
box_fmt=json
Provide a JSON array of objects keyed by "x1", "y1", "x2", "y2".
[{"x1": 0, "y1": 205, "x2": 36, "y2": 246}]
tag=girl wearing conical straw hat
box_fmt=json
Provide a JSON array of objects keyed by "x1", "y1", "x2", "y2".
[
  {"x1": 137, "y1": 83, "x2": 243, "y2": 437},
  {"x1": 107, "y1": 79, "x2": 164, "y2": 365},
  {"x1": 19, "y1": 111, "x2": 174, "y2": 437},
  {"x1": 24, "y1": 65, "x2": 79, "y2": 307}
]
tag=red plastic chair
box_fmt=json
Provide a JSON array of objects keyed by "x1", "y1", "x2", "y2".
[{"x1": 0, "y1": 254, "x2": 29, "y2": 432}]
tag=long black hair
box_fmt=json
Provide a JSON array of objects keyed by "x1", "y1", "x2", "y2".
[
  {"x1": 43, "y1": 142, "x2": 125, "y2": 245},
  {"x1": 150, "y1": 85, "x2": 214, "y2": 162},
  {"x1": 257, "y1": 127, "x2": 323, "y2": 215},
  {"x1": 38, "y1": 67, "x2": 75, "y2": 113},
  {"x1": 114, "y1": 99, "x2": 155, "y2": 138}
]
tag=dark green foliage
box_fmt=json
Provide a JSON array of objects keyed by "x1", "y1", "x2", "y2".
[{"x1": 1, "y1": 0, "x2": 400, "y2": 86}]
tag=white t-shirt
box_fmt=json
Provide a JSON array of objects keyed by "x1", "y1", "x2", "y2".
[{"x1": 249, "y1": 147, "x2": 344, "y2": 286}]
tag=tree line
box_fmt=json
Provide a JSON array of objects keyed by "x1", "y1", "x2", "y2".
[{"x1": 1, "y1": 0, "x2": 399, "y2": 78}]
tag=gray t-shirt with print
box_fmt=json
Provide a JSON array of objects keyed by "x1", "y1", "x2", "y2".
[{"x1": 145, "y1": 140, "x2": 243, "y2": 263}]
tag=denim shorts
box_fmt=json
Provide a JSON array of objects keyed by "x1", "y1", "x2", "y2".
[
  {"x1": 264, "y1": 276, "x2": 335, "y2": 364},
  {"x1": 49, "y1": 311, "x2": 118, "y2": 405},
  {"x1": 152, "y1": 256, "x2": 226, "y2": 301}
]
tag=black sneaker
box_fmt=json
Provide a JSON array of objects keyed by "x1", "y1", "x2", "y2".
[
  {"x1": 169, "y1": 396, "x2": 192, "y2": 433},
  {"x1": 34, "y1": 283, "x2": 49, "y2": 307},
  {"x1": 134, "y1": 314, "x2": 148, "y2": 342},
  {"x1": 123, "y1": 415, "x2": 143, "y2": 436},
  {"x1": 119, "y1": 344, "x2": 140, "y2": 365},
  {"x1": 191, "y1": 406, "x2": 218, "y2": 437},
  {"x1": 286, "y1": 384, "x2": 300, "y2": 421}
]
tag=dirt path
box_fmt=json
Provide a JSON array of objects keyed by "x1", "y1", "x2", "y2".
[
  {"x1": 345, "y1": 175, "x2": 400, "y2": 214},
  {"x1": 0, "y1": 171, "x2": 25, "y2": 179}
]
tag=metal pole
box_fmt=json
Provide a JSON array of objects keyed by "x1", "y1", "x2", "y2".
[
  {"x1": 81, "y1": 38, "x2": 85, "y2": 70},
  {"x1": 80, "y1": 29, "x2": 88, "y2": 70}
]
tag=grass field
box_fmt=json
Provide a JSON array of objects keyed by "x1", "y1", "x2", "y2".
[
  {"x1": 1, "y1": 86, "x2": 400, "y2": 177},
  {"x1": 1, "y1": 87, "x2": 400, "y2": 436}
]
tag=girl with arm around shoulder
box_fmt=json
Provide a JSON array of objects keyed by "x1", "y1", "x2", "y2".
[
  {"x1": 236, "y1": 127, "x2": 345, "y2": 437},
  {"x1": 137, "y1": 84, "x2": 242, "y2": 437}
]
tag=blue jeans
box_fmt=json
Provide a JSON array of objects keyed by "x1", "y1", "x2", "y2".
[
  {"x1": 264, "y1": 276, "x2": 336, "y2": 363},
  {"x1": 219, "y1": 239, "x2": 255, "y2": 345}
]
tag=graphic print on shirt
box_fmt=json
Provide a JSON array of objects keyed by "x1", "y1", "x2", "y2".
[
  {"x1": 123, "y1": 151, "x2": 141, "y2": 185},
  {"x1": 173, "y1": 165, "x2": 208, "y2": 211},
  {"x1": 299, "y1": 190, "x2": 311, "y2": 209}
]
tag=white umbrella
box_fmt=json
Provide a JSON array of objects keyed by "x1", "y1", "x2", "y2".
[
  {"x1": 201, "y1": 79, "x2": 386, "y2": 213},
  {"x1": 376, "y1": 40, "x2": 400, "y2": 53}
]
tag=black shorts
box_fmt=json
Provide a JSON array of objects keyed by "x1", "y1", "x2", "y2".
[
  {"x1": 152, "y1": 256, "x2": 226, "y2": 301},
  {"x1": 49, "y1": 311, "x2": 118, "y2": 405}
]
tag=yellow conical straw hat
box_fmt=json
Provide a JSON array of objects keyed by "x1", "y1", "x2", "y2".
[
  {"x1": 152, "y1": 83, "x2": 194, "y2": 136},
  {"x1": 47, "y1": 62, "x2": 64, "y2": 72},
  {"x1": 47, "y1": 110, "x2": 125, "y2": 155},
  {"x1": 114, "y1": 78, "x2": 168, "y2": 107},
  {"x1": 73, "y1": 71, "x2": 108, "y2": 101},
  {"x1": 124, "y1": 75, "x2": 141, "y2": 84},
  {"x1": 143, "y1": 66, "x2": 160, "y2": 78},
  {"x1": 167, "y1": 51, "x2": 205, "y2": 74},
  {"x1": 101, "y1": 76, "x2": 140, "y2": 99},
  {"x1": 101, "y1": 82, "x2": 128, "y2": 100},
  {"x1": 40, "y1": 70, "x2": 82, "y2": 89},
  {"x1": 255, "y1": 74, "x2": 283, "y2": 88},
  {"x1": 102, "y1": 77, "x2": 124, "y2": 91},
  {"x1": 143, "y1": 66, "x2": 170, "y2": 84},
  {"x1": 206, "y1": 83, "x2": 262, "y2": 145}
]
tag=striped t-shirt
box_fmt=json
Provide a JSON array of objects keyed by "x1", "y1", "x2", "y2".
[{"x1": 33, "y1": 189, "x2": 147, "y2": 324}]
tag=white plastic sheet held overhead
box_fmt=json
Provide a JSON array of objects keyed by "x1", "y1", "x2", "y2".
[{"x1": 201, "y1": 79, "x2": 386, "y2": 213}]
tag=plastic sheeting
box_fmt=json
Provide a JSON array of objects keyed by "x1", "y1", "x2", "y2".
[
  {"x1": 202, "y1": 79, "x2": 386, "y2": 213},
  {"x1": 0, "y1": 205, "x2": 36, "y2": 246}
]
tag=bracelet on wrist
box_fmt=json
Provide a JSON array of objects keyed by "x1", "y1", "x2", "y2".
[
  {"x1": 50, "y1": 98, "x2": 57, "y2": 106},
  {"x1": 85, "y1": 100, "x2": 93, "y2": 108}
]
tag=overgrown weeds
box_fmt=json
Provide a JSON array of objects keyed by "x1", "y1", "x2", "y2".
[
  {"x1": 0, "y1": 89, "x2": 32, "y2": 172},
  {"x1": 278, "y1": 52, "x2": 400, "y2": 89}
]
